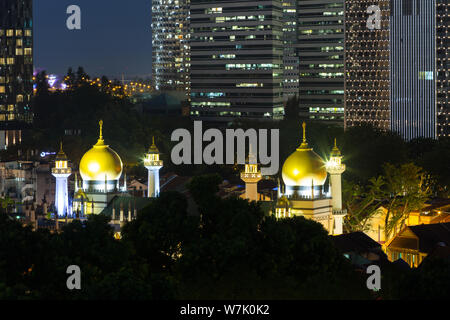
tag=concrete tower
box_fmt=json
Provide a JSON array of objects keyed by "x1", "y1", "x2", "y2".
[
  {"x1": 52, "y1": 143, "x2": 72, "y2": 217},
  {"x1": 240, "y1": 149, "x2": 262, "y2": 202},
  {"x1": 326, "y1": 139, "x2": 346, "y2": 234},
  {"x1": 144, "y1": 137, "x2": 163, "y2": 198}
]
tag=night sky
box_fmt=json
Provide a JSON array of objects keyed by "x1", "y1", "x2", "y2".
[{"x1": 34, "y1": 0, "x2": 152, "y2": 79}]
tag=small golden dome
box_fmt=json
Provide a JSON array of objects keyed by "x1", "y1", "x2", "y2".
[
  {"x1": 281, "y1": 122, "x2": 327, "y2": 187},
  {"x1": 79, "y1": 120, "x2": 123, "y2": 181}
]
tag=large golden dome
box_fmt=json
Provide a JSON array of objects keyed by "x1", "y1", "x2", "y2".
[
  {"x1": 282, "y1": 123, "x2": 327, "y2": 187},
  {"x1": 79, "y1": 120, "x2": 123, "y2": 181}
]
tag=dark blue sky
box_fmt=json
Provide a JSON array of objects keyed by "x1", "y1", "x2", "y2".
[{"x1": 34, "y1": 0, "x2": 152, "y2": 79}]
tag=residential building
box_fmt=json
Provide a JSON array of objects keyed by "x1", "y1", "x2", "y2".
[
  {"x1": 151, "y1": 0, "x2": 190, "y2": 97},
  {"x1": 0, "y1": 160, "x2": 56, "y2": 215},
  {"x1": 0, "y1": 0, "x2": 33, "y2": 149},
  {"x1": 385, "y1": 222, "x2": 450, "y2": 268}
]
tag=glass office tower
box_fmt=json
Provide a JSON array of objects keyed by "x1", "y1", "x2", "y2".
[
  {"x1": 189, "y1": 0, "x2": 284, "y2": 121},
  {"x1": 345, "y1": 0, "x2": 450, "y2": 139},
  {"x1": 296, "y1": 0, "x2": 345, "y2": 124}
]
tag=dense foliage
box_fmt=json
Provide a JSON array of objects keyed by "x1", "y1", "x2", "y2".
[
  {"x1": 1, "y1": 175, "x2": 449, "y2": 300},
  {"x1": 0, "y1": 175, "x2": 370, "y2": 299}
]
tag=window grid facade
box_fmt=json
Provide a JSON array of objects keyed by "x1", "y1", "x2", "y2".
[
  {"x1": 344, "y1": 0, "x2": 391, "y2": 130},
  {"x1": 189, "y1": 0, "x2": 285, "y2": 121},
  {"x1": 152, "y1": 0, "x2": 191, "y2": 97},
  {"x1": 296, "y1": 0, "x2": 345, "y2": 124},
  {"x1": 0, "y1": 0, "x2": 33, "y2": 130},
  {"x1": 345, "y1": 0, "x2": 450, "y2": 140}
]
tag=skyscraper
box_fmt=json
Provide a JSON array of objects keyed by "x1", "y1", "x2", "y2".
[
  {"x1": 296, "y1": 0, "x2": 345, "y2": 124},
  {"x1": 189, "y1": 0, "x2": 284, "y2": 121},
  {"x1": 390, "y1": 0, "x2": 437, "y2": 139},
  {"x1": 0, "y1": 0, "x2": 33, "y2": 149},
  {"x1": 151, "y1": 0, "x2": 190, "y2": 97},
  {"x1": 345, "y1": 0, "x2": 450, "y2": 139},
  {"x1": 436, "y1": 0, "x2": 450, "y2": 138},
  {"x1": 344, "y1": 0, "x2": 391, "y2": 131},
  {"x1": 282, "y1": 0, "x2": 299, "y2": 102}
]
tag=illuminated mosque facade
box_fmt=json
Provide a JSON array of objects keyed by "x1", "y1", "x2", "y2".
[
  {"x1": 52, "y1": 120, "x2": 344, "y2": 236},
  {"x1": 52, "y1": 120, "x2": 162, "y2": 219},
  {"x1": 241, "y1": 122, "x2": 347, "y2": 235}
]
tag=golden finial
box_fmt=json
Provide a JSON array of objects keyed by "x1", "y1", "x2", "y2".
[
  {"x1": 302, "y1": 122, "x2": 307, "y2": 143},
  {"x1": 99, "y1": 120, "x2": 103, "y2": 140},
  {"x1": 148, "y1": 136, "x2": 159, "y2": 153},
  {"x1": 298, "y1": 122, "x2": 310, "y2": 149},
  {"x1": 331, "y1": 137, "x2": 341, "y2": 156},
  {"x1": 60, "y1": 141, "x2": 63, "y2": 152}
]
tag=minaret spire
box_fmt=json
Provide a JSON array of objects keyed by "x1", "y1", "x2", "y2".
[
  {"x1": 302, "y1": 122, "x2": 307, "y2": 144},
  {"x1": 144, "y1": 139, "x2": 163, "y2": 198},
  {"x1": 299, "y1": 122, "x2": 310, "y2": 149},
  {"x1": 52, "y1": 145, "x2": 72, "y2": 218},
  {"x1": 326, "y1": 138, "x2": 346, "y2": 235},
  {"x1": 99, "y1": 120, "x2": 103, "y2": 141}
]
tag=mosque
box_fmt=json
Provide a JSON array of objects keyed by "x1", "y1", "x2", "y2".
[
  {"x1": 51, "y1": 120, "x2": 345, "y2": 236},
  {"x1": 241, "y1": 122, "x2": 347, "y2": 235},
  {"x1": 52, "y1": 120, "x2": 163, "y2": 222}
]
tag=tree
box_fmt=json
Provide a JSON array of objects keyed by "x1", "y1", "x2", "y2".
[
  {"x1": 121, "y1": 192, "x2": 199, "y2": 272},
  {"x1": 344, "y1": 163, "x2": 432, "y2": 240},
  {"x1": 343, "y1": 176, "x2": 386, "y2": 233},
  {"x1": 0, "y1": 196, "x2": 15, "y2": 215},
  {"x1": 382, "y1": 163, "x2": 431, "y2": 239}
]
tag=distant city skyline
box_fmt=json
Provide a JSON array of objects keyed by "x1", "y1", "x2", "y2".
[{"x1": 34, "y1": 0, "x2": 152, "y2": 79}]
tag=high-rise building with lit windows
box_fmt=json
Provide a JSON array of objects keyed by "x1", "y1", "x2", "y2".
[
  {"x1": 344, "y1": 0, "x2": 391, "y2": 131},
  {"x1": 0, "y1": 0, "x2": 33, "y2": 149},
  {"x1": 436, "y1": 0, "x2": 450, "y2": 138},
  {"x1": 282, "y1": 0, "x2": 299, "y2": 101},
  {"x1": 296, "y1": 0, "x2": 345, "y2": 124},
  {"x1": 151, "y1": 0, "x2": 190, "y2": 97},
  {"x1": 345, "y1": 0, "x2": 450, "y2": 139},
  {"x1": 190, "y1": 0, "x2": 284, "y2": 121}
]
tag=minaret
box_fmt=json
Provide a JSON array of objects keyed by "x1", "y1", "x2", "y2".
[
  {"x1": 52, "y1": 143, "x2": 72, "y2": 218},
  {"x1": 144, "y1": 137, "x2": 163, "y2": 198},
  {"x1": 240, "y1": 147, "x2": 262, "y2": 201},
  {"x1": 325, "y1": 138, "x2": 346, "y2": 235}
]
